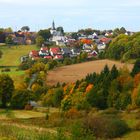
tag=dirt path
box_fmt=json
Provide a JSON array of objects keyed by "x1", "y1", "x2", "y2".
[{"x1": 47, "y1": 59, "x2": 134, "y2": 85}]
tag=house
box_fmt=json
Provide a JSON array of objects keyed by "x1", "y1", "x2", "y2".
[
  {"x1": 44, "y1": 55, "x2": 53, "y2": 60},
  {"x1": 87, "y1": 50, "x2": 98, "y2": 58},
  {"x1": 100, "y1": 37, "x2": 111, "y2": 44},
  {"x1": 20, "y1": 55, "x2": 28, "y2": 63},
  {"x1": 70, "y1": 48, "x2": 81, "y2": 57},
  {"x1": 82, "y1": 48, "x2": 92, "y2": 53},
  {"x1": 91, "y1": 50, "x2": 98, "y2": 56},
  {"x1": 39, "y1": 50, "x2": 49, "y2": 57},
  {"x1": 61, "y1": 47, "x2": 72, "y2": 57},
  {"x1": 39, "y1": 47, "x2": 50, "y2": 57},
  {"x1": 83, "y1": 43, "x2": 93, "y2": 49},
  {"x1": 26, "y1": 39, "x2": 32, "y2": 45},
  {"x1": 40, "y1": 47, "x2": 49, "y2": 52},
  {"x1": 50, "y1": 47, "x2": 62, "y2": 56},
  {"x1": 97, "y1": 43, "x2": 106, "y2": 53},
  {"x1": 53, "y1": 54, "x2": 63, "y2": 60},
  {"x1": 56, "y1": 40, "x2": 66, "y2": 46},
  {"x1": 29, "y1": 50, "x2": 39, "y2": 58}
]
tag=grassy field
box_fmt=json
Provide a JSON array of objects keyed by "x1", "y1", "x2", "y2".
[
  {"x1": 47, "y1": 59, "x2": 134, "y2": 85},
  {"x1": 0, "y1": 45, "x2": 38, "y2": 66},
  {"x1": 0, "y1": 45, "x2": 38, "y2": 85}
]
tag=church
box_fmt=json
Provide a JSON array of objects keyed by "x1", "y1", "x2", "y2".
[{"x1": 50, "y1": 21, "x2": 66, "y2": 46}]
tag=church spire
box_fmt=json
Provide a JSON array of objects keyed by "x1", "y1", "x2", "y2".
[{"x1": 52, "y1": 20, "x2": 55, "y2": 30}]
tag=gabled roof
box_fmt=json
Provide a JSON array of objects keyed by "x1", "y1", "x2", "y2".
[
  {"x1": 54, "y1": 54, "x2": 63, "y2": 59},
  {"x1": 40, "y1": 47, "x2": 49, "y2": 51},
  {"x1": 61, "y1": 47, "x2": 71, "y2": 53},
  {"x1": 50, "y1": 47, "x2": 61, "y2": 54},
  {"x1": 44, "y1": 56, "x2": 52, "y2": 59}
]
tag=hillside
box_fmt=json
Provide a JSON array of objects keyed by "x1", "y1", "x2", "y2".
[
  {"x1": 47, "y1": 59, "x2": 134, "y2": 85},
  {"x1": 0, "y1": 45, "x2": 37, "y2": 67}
]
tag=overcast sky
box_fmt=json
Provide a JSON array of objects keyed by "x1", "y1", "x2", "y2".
[{"x1": 0, "y1": 0, "x2": 140, "y2": 32}]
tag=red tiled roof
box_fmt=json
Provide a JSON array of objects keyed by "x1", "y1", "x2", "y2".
[
  {"x1": 41, "y1": 47, "x2": 49, "y2": 51},
  {"x1": 44, "y1": 56, "x2": 52, "y2": 59},
  {"x1": 54, "y1": 55, "x2": 63, "y2": 59}
]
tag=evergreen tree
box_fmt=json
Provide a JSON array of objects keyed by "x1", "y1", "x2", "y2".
[{"x1": 131, "y1": 59, "x2": 140, "y2": 76}]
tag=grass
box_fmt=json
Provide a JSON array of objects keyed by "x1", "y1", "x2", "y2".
[
  {"x1": 0, "y1": 109, "x2": 45, "y2": 119},
  {"x1": 0, "y1": 45, "x2": 38, "y2": 66},
  {"x1": 0, "y1": 45, "x2": 38, "y2": 84}
]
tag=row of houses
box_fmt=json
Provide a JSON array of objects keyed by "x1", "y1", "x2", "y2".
[
  {"x1": 29, "y1": 46, "x2": 98, "y2": 61},
  {"x1": 0, "y1": 31, "x2": 36, "y2": 45}
]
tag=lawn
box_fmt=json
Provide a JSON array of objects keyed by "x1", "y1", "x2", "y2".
[
  {"x1": 0, "y1": 45, "x2": 38, "y2": 66},
  {"x1": 0, "y1": 45, "x2": 38, "y2": 84}
]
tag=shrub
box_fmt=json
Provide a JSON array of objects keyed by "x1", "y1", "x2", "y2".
[
  {"x1": 11, "y1": 89, "x2": 35, "y2": 109},
  {"x1": 102, "y1": 108, "x2": 119, "y2": 115},
  {"x1": 1, "y1": 68, "x2": 11, "y2": 72},
  {"x1": 83, "y1": 115, "x2": 129, "y2": 138},
  {"x1": 64, "y1": 108, "x2": 81, "y2": 119},
  {"x1": 134, "y1": 121, "x2": 140, "y2": 130}
]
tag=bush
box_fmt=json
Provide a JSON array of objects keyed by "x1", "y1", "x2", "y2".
[
  {"x1": 134, "y1": 121, "x2": 140, "y2": 130},
  {"x1": 64, "y1": 108, "x2": 81, "y2": 119},
  {"x1": 11, "y1": 89, "x2": 35, "y2": 109},
  {"x1": 63, "y1": 58, "x2": 72, "y2": 65},
  {"x1": 102, "y1": 108, "x2": 119, "y2": 115},
  {"x1": 83, "y1": 115, "x2": 129, "y2": 138},
  {"x1": 1, "y1": 68, "x2": 11, "y2": 72}
]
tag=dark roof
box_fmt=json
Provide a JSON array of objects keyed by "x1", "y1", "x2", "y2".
[{"x1": 61, "y1": 48, "x2": 71, "y2": 53}]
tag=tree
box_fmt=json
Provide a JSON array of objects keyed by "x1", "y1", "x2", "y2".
[
  {"x1": 0, "y1": 50, "x2": 2, "y2": 59},
  {"x1": 131, "y1": 59, "x2": 140, "y2": 76},
  {"x1": 110, "y1": 65, "x2": 119, "y2": 80},
  {"x1": 21, "y1": 26, "x2": 30, "y2": 32},
  {"x1": 71, "y1": 32, "x2": 78, "y2": 40},
  {"x1": 120, "y1": 27, "x2": 126, "y2": 34},
  {"x1": 52, "y1": 88, "x2": 63, "y2": 107},
  {"x1": 56, "y1": 27, "x2": 64, "y2": 35},
  {"x1": 36, "y1": 36, "x2": 45, "y2": 47},
  {"x1": 4, "y1": 27, "x2": 13, "y2": 33},
  {"x1": 0, "y1": 74, "x2": 14, "y2": 108},
  {"x1": 11, "y1": 89, "x2": 34, "y2": 109},
  {"x1": 5, "y1": 35, "x2": 13, "y2": 45},
  {"x1": 38, "y1": 29, "x2": 51, "y2": 41}
]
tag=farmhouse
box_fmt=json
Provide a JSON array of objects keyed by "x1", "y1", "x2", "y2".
[{"x1": 50, "y1": 47, "x2": 62, "y2": 56}]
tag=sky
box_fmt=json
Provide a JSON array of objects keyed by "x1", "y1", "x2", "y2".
[{"x1": 0, "y1": 0, "x2": 140, "y2": 32}]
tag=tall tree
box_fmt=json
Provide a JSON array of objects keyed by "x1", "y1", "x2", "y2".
[
  {"x1": 0, "y1": 74, "x2": 14, "y2": 108},
  {"x1": 21, "y1": 26, "x2": 30, "y2": 32},
  {"x1": 5, "y1": 35, "x2": 13, "y2": 45},
  {"x1": 36, "y1": 36, "x2": 45, "y2": 47},
  {"x1": 131, "y1": 59, "x2": 140, "y2": 76},
  {"x1": 38, "y1": 29, "x2": 51, "y2": 41},
  {"x1": 56, "y1": 26, "x2": 64, "y2": 35}
]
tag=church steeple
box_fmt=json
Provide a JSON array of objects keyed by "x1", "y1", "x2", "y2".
[{"x1": 52, "y1": 20, "x2": 55, "y2": 30}]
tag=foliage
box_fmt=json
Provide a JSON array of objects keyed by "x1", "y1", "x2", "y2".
[
  {"x1": 11, "y1": 89, "x2": 34, "y2": 109},
  {"x1": 21, "y1": 26, "x2": 30, "y2": 32},
  {"x1": 5, "y1": 35, "x2": 13, "y2": 45},
  {"x1": 131, "y1": 59, "x2": 140, "y2": 76},
  {"x1": 42, "y1": 88, "x2": 63, "y2": 107},
  {"x1": 106, "y1": 33, "x2": 140, "y2": 61},
  {"x1": 38, "y1": 29, "x2": 51, "y2": 41},
  {"x1": 0, "y1": 74, "x2": 14, "y2": 108},
  {"x1": 36, "y1": 36, "x2": 45, "y2": 47},
  {"x1": 83, "y1": 115, "x2": 129, "y2": 138}
]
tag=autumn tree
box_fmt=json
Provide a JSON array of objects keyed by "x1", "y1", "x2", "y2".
[
  {"x1": 5, "y1": 35, "x2": 13, "y2": 45},
  {"x1": 36, "y1": 36, "x2": 45, "y2": 47},
  {"x1": 0, "y1": 74, "x2": 14, "y2": 108},
  {"x1": 11, "y1": 89, "x2": 34, "y2": 109}
]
